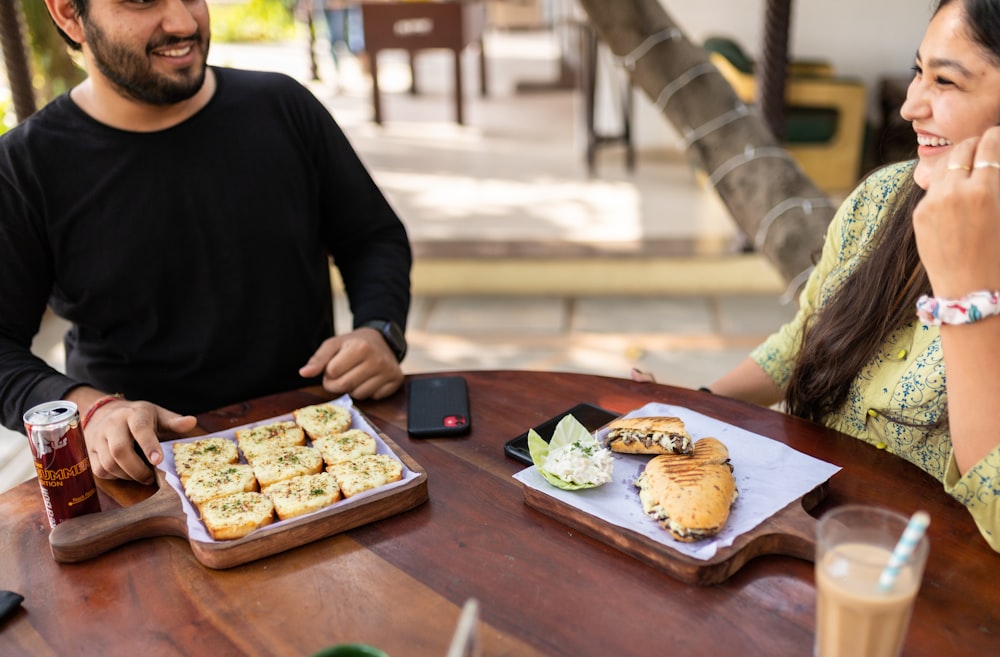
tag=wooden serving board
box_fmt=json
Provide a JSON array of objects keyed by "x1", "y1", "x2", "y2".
[
  {"x1": 48, "y1": 421, "x2": 428, "y2": 569},
  {"x1": 522, "y1": 482, "x2": 825, "y2": 586}
]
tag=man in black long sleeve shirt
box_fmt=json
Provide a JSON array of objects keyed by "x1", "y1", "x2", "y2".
[{"x1": 0, "y1": 0, "x2": 411, "y2": 482}]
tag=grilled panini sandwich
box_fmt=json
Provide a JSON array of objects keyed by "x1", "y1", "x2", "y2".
[
  {"x1": 605, "y1": 416, "x2": 694, "y2": 455},
  {"x1": 635, "y1": 437, "x2": 738, "y2": 542}
]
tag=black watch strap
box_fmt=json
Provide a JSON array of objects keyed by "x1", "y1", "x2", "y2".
[{"x1": 360, "y1": 319, "x2": 407, "y2": 362}]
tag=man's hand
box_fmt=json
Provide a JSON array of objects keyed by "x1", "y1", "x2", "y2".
[
  {"x1": 299, "y1": 328, "x2": 404, "y2": 400},
  {"x1": 69, "y1": 390, "x2": 197, "y2": 485}
]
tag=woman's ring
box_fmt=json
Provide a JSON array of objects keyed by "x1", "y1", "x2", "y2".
[
  {"x1": 973, "y1": 161, "x2": 1000, "y2": 170},
  {"x1": 946, "y1": 163, "x2": 972, "y2": 172}
]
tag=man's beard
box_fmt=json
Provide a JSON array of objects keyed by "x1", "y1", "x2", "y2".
[{"x1": 83, "y1": 17, "x2": 209, "y2": 106}]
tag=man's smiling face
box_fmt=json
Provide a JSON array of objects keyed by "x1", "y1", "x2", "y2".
[{"x1": 80, "y1": 0, "x2": 211, "y2": 106}]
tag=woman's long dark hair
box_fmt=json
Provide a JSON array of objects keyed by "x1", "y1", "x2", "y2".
[
  {"x1": 783, "y1": 0, "x2": 1000, "y2": 424},
  {"x1": 783, "y1": 180, "x2": 926, "y2": 422}
]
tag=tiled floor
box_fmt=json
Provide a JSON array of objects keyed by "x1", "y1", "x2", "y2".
[{"x1": 0, "y1": 29, "x2": 799, "y2": 493}]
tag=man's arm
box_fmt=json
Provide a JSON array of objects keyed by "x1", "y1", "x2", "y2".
[
  {"x1": 304, "y1": 98, "x2": 413, "y2": 399},
  {"x1": 65, "y1": 386, "x2": 197, "y2": 484},
  {"x1": 0, "y1": 171, "x2": 76, "y2": 433}
]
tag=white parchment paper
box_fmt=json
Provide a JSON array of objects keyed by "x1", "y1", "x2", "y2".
[
  {"x1": 513, "y1": 402, "x2": 841, "y2": 560},
  {"x1": 157, "y1": 394, "x2": 420, "y2": 543}
]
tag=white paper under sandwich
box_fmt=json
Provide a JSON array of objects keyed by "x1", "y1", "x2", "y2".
[{"x1": 513, "y1": 402, "x2": 841, "y2": 561}]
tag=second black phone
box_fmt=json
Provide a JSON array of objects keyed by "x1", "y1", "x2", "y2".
[{"x1": 407, "y1": 376, "x2": 472, "y2": 437}]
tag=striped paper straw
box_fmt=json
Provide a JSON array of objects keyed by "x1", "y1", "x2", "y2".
[{"x1": 878, "y1": 510, "x2": 930, "y2": 592}]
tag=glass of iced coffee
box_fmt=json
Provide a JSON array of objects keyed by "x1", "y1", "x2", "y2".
[{"x1": 814, "y1": 505, "x2": 929, "y2": 657}]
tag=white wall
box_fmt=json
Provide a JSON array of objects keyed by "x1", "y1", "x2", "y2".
[{"x1": 622, "y1": 0, "x2": 936, "y2": 149}]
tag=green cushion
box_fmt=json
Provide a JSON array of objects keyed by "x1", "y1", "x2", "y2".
[
  {"x1": 703, "y1": 36, "x2": 841, "y2": 143},
  {"x1": 703, "y1": 36, "x2": 754, "y2": 73},
  {"x1": 784, "y1": 107, "x2": 839, "y2": 143}
]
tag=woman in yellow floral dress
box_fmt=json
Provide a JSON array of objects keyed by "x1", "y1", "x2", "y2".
[{"x1": 705, "y1": 0, "x2": 1000, "y2": 550}]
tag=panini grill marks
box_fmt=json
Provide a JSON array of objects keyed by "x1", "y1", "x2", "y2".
[
  {"x1": 651, "y1": 437, "x2": 731, "y2": 468},
  {"x1": 662, "y1": 467, "x2": 725, "y2": 487},
  {"x1": 636, "y1": 437, "x2": 739, "y2": 541},
  {"x1": 688, "y1": 437, "x2": 731, "y2": 464}
]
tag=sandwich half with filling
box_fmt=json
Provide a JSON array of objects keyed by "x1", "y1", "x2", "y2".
[
  {"x1": 604, "y1": 416, "x2": 694, "y2": 455},
  {"x1": 634, "y1": 437, "x2": 738, "y2": 542}
]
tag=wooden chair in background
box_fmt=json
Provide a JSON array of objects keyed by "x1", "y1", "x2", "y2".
[{"x1": 704, "y1": 36, "x2": 868, "y2": 192}]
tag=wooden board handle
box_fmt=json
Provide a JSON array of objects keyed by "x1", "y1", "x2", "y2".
[
  {"x1": 49, "y1": 471, "x2": 188, "y2": 563},
  {"x1": 769, "y1": 499, "x2": 818, "y2": 561},
  {"x1": 521, "y1": 482, "x2": 826, "y2": 585}
]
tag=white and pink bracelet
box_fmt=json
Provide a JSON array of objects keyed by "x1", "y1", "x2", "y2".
[{"x1": 916, "y1": 290, "x2": 1000, "y2": 326}]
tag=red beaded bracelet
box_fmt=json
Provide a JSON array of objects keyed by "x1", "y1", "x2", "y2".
[{"x1": 81, "y1": 394, "x2": 124, "y2": 430}]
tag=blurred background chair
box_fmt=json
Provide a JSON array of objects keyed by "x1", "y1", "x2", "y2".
[{"x1": 704, "y1": 35, "x2": 867, "y2": 192}]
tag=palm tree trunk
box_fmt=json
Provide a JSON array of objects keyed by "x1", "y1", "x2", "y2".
[
  {"x1": 20, "y1": 0, "x2": 85, "y2": 102},
  {"x1": 0, "y1": 0, "x2": 34, "y2": 121},
  {"x1": 758, "y1": 0, "x2": 791, "y2": 139},
  {"x1": 576, "y1": 0, "x2": 835, "y2": 289}
]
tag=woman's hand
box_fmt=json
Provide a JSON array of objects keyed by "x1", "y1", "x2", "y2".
[
  {"x1": 914, "y1": 128, "x2": 1000, "y2": 297},
  {"x1": 914, "y1": 127, "x2": 1000, "y2": 474}
]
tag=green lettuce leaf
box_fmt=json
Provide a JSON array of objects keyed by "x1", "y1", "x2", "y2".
[{"x1": 527, "y1": 414, "x2": 608, "y2": 490}]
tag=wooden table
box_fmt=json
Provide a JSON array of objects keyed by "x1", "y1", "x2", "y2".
[
  {"x1": 1, "y1": 371, "x2": 997, "y2": 656},
  {"x1": 361, "y1": 1, "x2": 487, "y2": 125}
]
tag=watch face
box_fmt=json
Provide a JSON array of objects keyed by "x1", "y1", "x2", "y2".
[
  {"x1": 365, "y1": 320, "x2": 406, "y2": 361},
  {"x1": 385, "y1": 322, "x2": 407, "y2": 361}
]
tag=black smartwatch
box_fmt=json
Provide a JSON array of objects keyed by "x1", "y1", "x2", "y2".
[{"x1": 360, "y1": 319, "x2": 407, "y2": 362}]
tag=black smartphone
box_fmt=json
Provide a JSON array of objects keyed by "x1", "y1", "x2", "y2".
[
  {"x1": 407, "y1": 376, "x2": 472, "y2": 437},
  {"x1": 503, "y1": 402, "x2": 618, "y2": 465}
]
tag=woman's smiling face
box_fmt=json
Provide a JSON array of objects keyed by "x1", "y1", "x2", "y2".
[{"x1": 901, "y1": 1, "x2": 1000, "y2": 189}]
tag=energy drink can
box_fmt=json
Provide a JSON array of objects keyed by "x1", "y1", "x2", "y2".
[{"x1": 23, "y1": 400, "x2": 101, "y2": 528}]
